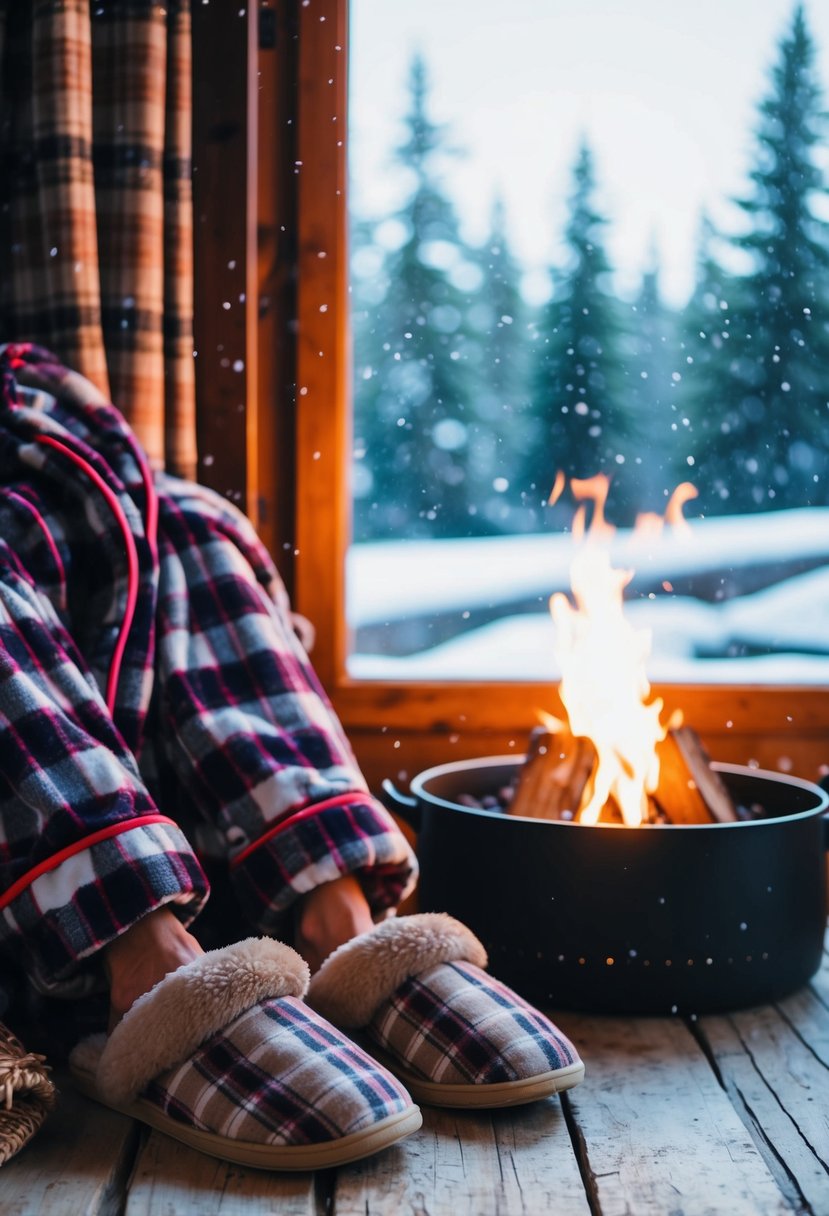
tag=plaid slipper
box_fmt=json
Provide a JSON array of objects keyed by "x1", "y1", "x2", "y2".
[
  {"x1": 306, "y1": 913, "x2": 585, "y2": 1109},
  {"x1": 69, "y1": 938, "x2": 421, "y2": 1170}
]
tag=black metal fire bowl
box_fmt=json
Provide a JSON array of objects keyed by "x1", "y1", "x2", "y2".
[{"x1": 384, "y1": 759, "x2": 829, "y2": 1015}]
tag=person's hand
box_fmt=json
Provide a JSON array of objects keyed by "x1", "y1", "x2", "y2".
[{"x1": 294, "y1": 874, "x2": 374, "y2": 973}]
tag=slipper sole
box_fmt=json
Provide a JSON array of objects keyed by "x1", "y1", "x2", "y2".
[
  {"x1": 70, "y1": 1061, "x2": 422, "y2": 1170},
  {"x1": 365, "y1": 1048, "x2": 585, "y2": 1109}
]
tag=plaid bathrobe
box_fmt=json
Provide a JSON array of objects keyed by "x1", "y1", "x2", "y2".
[{"x1": 0, "y1": 344, "x2": 416, "y2": 993}]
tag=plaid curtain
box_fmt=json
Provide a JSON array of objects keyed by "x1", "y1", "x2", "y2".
[{"x1": 0, "y1": 0, "x2": 196, "y2": 477}]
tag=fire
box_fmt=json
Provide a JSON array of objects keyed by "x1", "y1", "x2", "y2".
[{"x1": 550, "y1": 475, "x2": 696, "y2": 826}]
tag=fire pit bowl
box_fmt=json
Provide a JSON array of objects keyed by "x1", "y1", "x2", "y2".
[{"x1": 382, "y1": 758, "x2": 829, "y2": 1015}]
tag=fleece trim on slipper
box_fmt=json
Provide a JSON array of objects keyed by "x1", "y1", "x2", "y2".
[
  {"x1": 96, "y1": 937, "x2": 309, "y2": 1105},
  {"x1": 307, "y1": 913, "x2": 487, "y2": 1028}
]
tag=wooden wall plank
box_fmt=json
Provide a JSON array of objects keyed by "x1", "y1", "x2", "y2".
[
  {"x1": 558, "y1": 1014, "x2": 795, "y2": 1215},
  {"x1": 191, "y1": 3, "x2": 259, "y2": 518},
  {"x1": 0, "y1": 1079, "x2": 137, "y2": 1216},
  {"x1": 255, "y1": 0, "x2": 299, "y2": 580},
  {"x1": 123, "y1": 1130, "x2": 318, "y2": 1216},
  {"x1": 331, "y1": 1104, "x2": 590, "y2": 1216}
]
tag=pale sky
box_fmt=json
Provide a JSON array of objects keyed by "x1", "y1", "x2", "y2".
[{"x1": 349, "y1": 0, "x2": 829, "y2": 307}]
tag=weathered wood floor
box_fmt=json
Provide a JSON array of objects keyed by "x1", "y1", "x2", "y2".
[{"x1": 3, "y1": 935, "x2": 829, "y2": 1216}]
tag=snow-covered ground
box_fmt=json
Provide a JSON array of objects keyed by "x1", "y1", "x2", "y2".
[{"x1": 346, "y1": 508, "x2": 829, "y2": 683}]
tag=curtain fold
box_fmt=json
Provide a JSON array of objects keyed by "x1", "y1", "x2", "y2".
[{"x1": 0, "y1": 0, "x2": 196, "y2": 477}]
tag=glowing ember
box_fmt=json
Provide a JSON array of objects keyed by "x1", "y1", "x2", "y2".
[{"x1": 550, "y1": 475, "x2": 697, "y2": 826}]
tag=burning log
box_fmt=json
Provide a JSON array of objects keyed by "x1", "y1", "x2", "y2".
[
  {"x1": 508, "y1": 722, "x2": 739, "y2": 825},
  {"x1": 508, "y1": 726, "x2": 597, "y2": 821},
  {"x1": 654, "y1": 726, "x2": 740, "y2": 824}
]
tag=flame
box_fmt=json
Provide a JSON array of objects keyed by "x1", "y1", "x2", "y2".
[
  {"x1": 550, "y1": 474, "x2": 693, "y2": 826},
  {"x1": 665, "y1": 482, "x2": 698, "y2": 530},
  {"x1": 547, "y1": 469, "x2": 567, "y2": 507}
]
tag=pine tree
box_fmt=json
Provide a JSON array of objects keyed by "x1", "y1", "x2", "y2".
[
  {"x1": 699, "y1": 5, "x2": 829, "y2": 512},
  {"x1": 465, "y1": 196, "x2": 534, "y2": 531},
  {"x1": 351, "y1": 54, "x2": 483, "y2": 541},
  {"x1": 678, "y1": 216, "x2": 744, "y2": 514},
  {"x1": 522, "y1": 141, "x2": 635, "y2": 520},
  {"x1": 621, "y1": 255, "x2": 686, "y2": 509}
]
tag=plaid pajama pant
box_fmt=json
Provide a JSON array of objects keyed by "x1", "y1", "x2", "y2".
[{"x1": 0, "y1": 344, "x2": 417, "y2": 994}]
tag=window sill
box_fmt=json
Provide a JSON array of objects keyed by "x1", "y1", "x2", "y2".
[{"x1": 327, "y1": 679, "x2": 829, "y2": 790}]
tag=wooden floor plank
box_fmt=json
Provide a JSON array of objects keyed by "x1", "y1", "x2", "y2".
[
  {"x1": 0, "y1": 1076, "x2": 137, "y2": 1216},
  {"x1": 331, "y1": 1101, "x2": 591, "y2": 1216},
  {"x1": 692, "y1": 941, "x2": 829, "y2": 1214},
  {"x1": 685, "y1": 943, "x2": 826, "y2": 1211},
  {"x1": 801, "y1": 945, "x2": 829, "y2": 1023},
  {"x1": 696, "y1": 1001, "x2": 829, "y2": 1216},
  {"x1": 123, "y1": 1130, "x2": 319, "y2": 1216},
  {"x1": 557, "y1": 1013, "x2": 795, "y2": 1216}
]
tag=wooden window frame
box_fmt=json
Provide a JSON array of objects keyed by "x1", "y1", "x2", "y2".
[{"x1": 288, "y1": 0, "x2": 828, "y2": 788}]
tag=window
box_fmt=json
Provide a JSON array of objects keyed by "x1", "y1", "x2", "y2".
[{"x1": 292, "y1": 0, "x2": 829, "y2": 782}]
